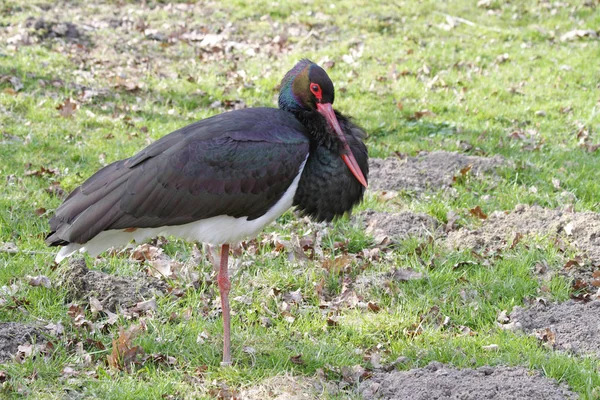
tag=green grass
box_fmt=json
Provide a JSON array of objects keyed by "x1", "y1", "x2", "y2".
[{"x1": 1, "y1": 0, "x2": 600, "y2": 398}]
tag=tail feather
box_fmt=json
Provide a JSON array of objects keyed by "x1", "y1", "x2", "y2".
[{"x1": 46, "y1": 160, "x2": 132, "y2": 249}]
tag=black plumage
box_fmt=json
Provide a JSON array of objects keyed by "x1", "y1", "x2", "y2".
[
  {"x1": 47, "y1": 109, "x2": 311, "y2": 246},
  {"x1": 47, "y1": 59, "x2": 368, "y2": 366}
]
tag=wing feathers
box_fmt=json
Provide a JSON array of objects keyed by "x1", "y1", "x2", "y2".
[{"x1": 47, "y1": 108, "x2": 310, "y2": 246}]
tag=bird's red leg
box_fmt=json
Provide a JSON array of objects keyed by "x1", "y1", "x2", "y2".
[{"x1": 217, "y1": 243, "x2": 232, "y2": 366}]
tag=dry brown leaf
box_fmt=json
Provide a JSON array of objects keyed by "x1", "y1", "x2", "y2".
[
  {"x1": 130, "y1": 298, "x2": 157, "y2": 313},
  {"x1": 281, "y1": 311, "x2": 295, "y2": 323},
  {"x1": 564, "y1": 258, "x2": 582, "y2": 270},
  {"x1": 107, "y1": 325, "x2": 146, "y2": 371},
  {"x1": 410, "y1": 109, "x2": 436, "y2": 120},
  {"x1": 89, "y1": 297, "x2": 103, "y2": 314},
  {"x1": 391, "y1": 267, "x2": 423, "y2": 282},
  {"x1": 459, "y1": 164, "x2": 472, "y2": 176},
  {"x1": 509, "y1": 232, "x2": 524, "y2": 249},
  {"x1": 341, "y1": 364, "x2": 371, "y2": 383},
  {"x1": 57, "y1": 98, "x2": 78, "y2": 118},
  {"x1": 469, "y1": 205, "x2": 488, "y2": 220},
  {"x1": 130, "y1": 243, "x2": 163, "y2": 261},
  {"x1": 290, "y1": 354, "x2": 305, "y2": 365},
  {"x1": 322, "y1": 254, "x2": 355, "y2": 273},
  {"x1": 27, "y1": 275, "x2": 51, "y2": 288},
  {"x1": 535, "y1": 327, "x2": 556, "y2": 347},
  {"x1": 67, "y1": 304, "x2": 94, "y2": 331},
  {"x1": 282, "y1": 289, "x2": 303, "y2": 304},
  {"x1": 45, "y1": 182, "x2": 66, "y2": 198},
  {"x1": 367, "y1": 301, "x2": 381, "y2": 313},
  {"x1": 24, "y1": 166, "x2": 59, "y2": 177},
  {"x1": 44, "y1": 321, "x2": 64, "y2": 336}
]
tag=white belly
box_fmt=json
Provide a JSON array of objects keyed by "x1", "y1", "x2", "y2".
[{"x1": 55, "y1": 158, "x2": 307, "y2": 263}]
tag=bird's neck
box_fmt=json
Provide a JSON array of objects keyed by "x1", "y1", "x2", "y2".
[{"x1": 288, "y1": 108, "x2": 342, "y2": 152}]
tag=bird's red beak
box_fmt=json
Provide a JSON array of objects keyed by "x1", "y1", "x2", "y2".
[{"x1": 316, "y1": 103, "x2": 368, "y2": 188}]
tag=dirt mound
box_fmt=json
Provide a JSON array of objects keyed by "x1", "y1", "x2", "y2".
[
  {"x1": 510, "y1": 300, "x2": 600, "y2": 357},
  {"x1": 61, "y1": 257, "x2": 168, "y2": 312},
  {"x1": 359, "y1": 362, "x2": 577, "y2": 400},
  {"x1": 0, "y1": 322, "x2": 44, "y2": 363},
  {"x1": 359, "y1": 210, "x2": 442, "y2": 243},
  {"x1": 447, "y1": 204, "x2": 600, "y2": 271},
  {"x1": 26, "y1": 18, "x2": 83, "y2": 40},
  {"x1": 239, "y1": 374, "x2": 335, "y2": 400},
  {"x1": 368, "y1": 152, "x2": 505, "y2": 193}
]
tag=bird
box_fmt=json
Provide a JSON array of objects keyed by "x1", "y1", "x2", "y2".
[{"x1": 46, "y1": 59, "x2": 369, "y2": 366}]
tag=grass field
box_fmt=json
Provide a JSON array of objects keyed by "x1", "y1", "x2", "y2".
[{"x1": 1, "y1": 0, "x2": 600, "y2": 398}]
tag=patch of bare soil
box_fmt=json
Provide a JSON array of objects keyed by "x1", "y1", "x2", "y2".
[
  {"x1": 359, "y1": 210, "x2": 442, "y2": 243},
  {"x1": 446, "y1": 204, "x2": 600, "y2": 260},
  {"x1": 0, "y1": 322, "x2": 44, "y2": 362},
  {"x1": 26, "y1": 18, "x2": 85, "y2": 41},
  {"x1": 61, "y1": 257, "x2": 168, "y2": 312},
  {"x1": 447, "y1": 204, "x2": 600, "y2": 286},
  {"x1": 368, "y1": 152, "x2": 505, "y2": 193},
  {"x1": 509, "y1": 300, "x2": 600, "y2": 357},
  {"x1": 359, "y1": 362, "x2": 578, "y2": 400},
  {"x1": 239, "y1": 374, "x2": 336, "y2": 400}
]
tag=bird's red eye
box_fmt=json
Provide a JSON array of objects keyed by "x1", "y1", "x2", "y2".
[{"x1": 310, "y1": 83, "x2": 322, "y2": 101}]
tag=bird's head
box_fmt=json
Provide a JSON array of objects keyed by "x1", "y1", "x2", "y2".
[{"x1": 278, "y1": 59, "x2": 367, "y2": 188}]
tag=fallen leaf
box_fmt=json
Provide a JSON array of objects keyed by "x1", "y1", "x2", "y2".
[
  {"x1": 509, "y1": 232, "x2": 523, "y2": 249},
  {"x1": 290, "y1": 354, "x2": 305, "y2": 365},
  {"x1": 322, "y1": 254, "x2": 355, "y2": 273},
  {"x1": 89, "y1": 297, "x2": 103, "y2": 314},
  {"x1": 57, "y1": 98, "x2": 79, "y2": 118},
  {"x1": 44, "y1": 321, "x2": 64, "y2": 336},
  {"x1": 560, "y1": 29, "x2": 598, "y2": 42},
  {"x1": 459, "y1": 164, "x2": 472, "y2": 176},
  {"x1": 130, "y1": 243, "x2": 163, "y2": 261},
  {"x1": 341, "y1": 364, "x2": 371, "y2": 383},
  {"x1": 107, "y1": 325, "x2": 146, "y2": 371},
  {"x1": 45, "y1": 182, "x2": 66, "y2": 198},
  {"x1": 24, "y1": 166, "x2": 59, "y2": 177},
  {"x1": 469, "y1": 205, "x2": 488, "y2": 220},
  {"x1": 390, "y1": 267, "x2": 423, "y2": 282},
  {"x1": 61, "y1": 366, "x2": 79, "y2": 377},
  {"x1": 282, "y1": 289, "x2": 303, "y2": 304},
  {"x1": 535, "y1": 327, "x2": 556, "y2": 347},
  {"x1": 410, "y1": 109, "x2": 436, "y2": 120},
  {"x1": 27, "y1": 275, "x2": 51, "y2": 288},
  {"x1": 130, "y1": 298, "x2": 157, "y2": 313},
  {"x1": 67, "y1": 304, "x2": 94, "y2": 331},
  {"x1": 564, "y1": 258, "x2": 581, "y2": 270},
  {"x1": 144, "y1": 353, "x2": 177, "y2": 366}
]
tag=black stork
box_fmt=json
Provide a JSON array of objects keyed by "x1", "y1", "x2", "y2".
[{"x1": 46, "y1": 59, "x2": 368, "y2": 366}]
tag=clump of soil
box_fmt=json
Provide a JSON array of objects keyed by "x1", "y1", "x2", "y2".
[
  {"x1": 368, "y1": 152, "x2": 505, "y2": 193},
  {"x1": 447, "y1": 204, "x2": 600, "y2": 283},
  {"x1": 61, "y1": 257, "x2": 168, "y2": 312},
  {"x1": 239, "y1": 374, "x2": 336, "y2": 400},
  {"x1": 359, "y1": 210, "x2": 442, "y2": 243},
  {"x1": 0, "y1": 322, "x2": 44, "y2": 362},
  {"x1": 359, "y1": 362, "x2": 578, "y2": 400},
  {"x1": 26, "y1": 18, "x2": 83, "y2": 40},
  {"x1": 510, "y1": 300, "x2": 600, "y2": 357}
]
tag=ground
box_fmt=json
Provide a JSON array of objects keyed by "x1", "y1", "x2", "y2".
[{"x1": 1, "y1": 0, "x2": 600, "y2": 399}]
